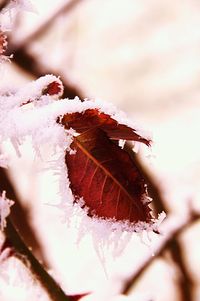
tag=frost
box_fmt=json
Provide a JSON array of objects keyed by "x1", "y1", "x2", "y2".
[
  {"x1": 0, "y1": 0, "x2": 35, "y2": 31},
  {"x1": 0, "y1": 256, "x2": 50, "y2": 301},
  {"x1": 0, "y1": 192, "x2": 14, "y2": 231}
]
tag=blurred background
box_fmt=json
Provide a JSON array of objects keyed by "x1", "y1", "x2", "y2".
[{"x1": 0, "y1": 0, "x2": 200, "y2": 300}]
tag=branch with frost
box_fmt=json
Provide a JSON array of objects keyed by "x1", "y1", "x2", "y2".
[{"x1": 121, "y1": 209, "x2": 200, "y2": 294}]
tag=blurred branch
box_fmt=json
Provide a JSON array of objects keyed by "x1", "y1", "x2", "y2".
[
  {"x1": 121, "y1": 210, "x2": 200, "y2": 295},
  {"x1": 124, "y1": 142, "x2": 168, "y2": 215},
  {"x1": 8, "y1": 47, "x2": 84, "y2": 99},
  {"x1": 0, "y1": 167, "x2": 48, "y2": 267},
  {"x1": 14, "y1": 0, "x2": 84, "y2": 48},
  {"x1": 122, "y1": 147, "x2": 195, "y2": 301},
  {"x1": 4, "y1": 218, "x2": 71, "y2": 301},
  {"x1": 124, "y1": 144, "x2": 167, "y2": 215},
  {"x1": 165, "y1": 238, "x2": 194, "y2": 301},
  {"x1": 5, "y1": 0, "x2": 85, "y2": 99}
]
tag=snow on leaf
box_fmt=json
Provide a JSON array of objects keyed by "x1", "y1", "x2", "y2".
[
  {"x1": 20, "y1": 75, "x2": 64, "y2": 106},
  {"x1": 0, "y1": 74, "x2": 161, "y2": 240},
  {"x1": 59, "y1": 109, "x2": 151, "y2": 146},
  {"x1": 65, "y1": 128, "x2": 152, "y2": 223}
]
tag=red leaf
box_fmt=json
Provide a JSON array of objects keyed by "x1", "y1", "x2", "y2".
[
  {"x1": 69, "y1": 293, "x2": 89, "y2": 301},
  {"x1": 65, "y1": 128, "x2": 152, "y2": 223},
  {"x1": 20, "y1": 79, "x2": 63, "y2": 106},
  {"x1": 59, "y1": 109, "x2": 150, "y2": 146},
  {"x1": 42, "y1": 81, "x2": 63, "y2": 96}
]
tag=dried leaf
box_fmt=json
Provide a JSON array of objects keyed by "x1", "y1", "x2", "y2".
[
  {"x1": 65, "y1": 128, "x2": 152, "y2": 223},
  {"x1": 60, "y1": 109, "x2": 150, "y2": 146}
]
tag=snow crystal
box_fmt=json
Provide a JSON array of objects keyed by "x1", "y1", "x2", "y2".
[{"x1": 0, "y1": 192, "x2": 14, "y2": 231}]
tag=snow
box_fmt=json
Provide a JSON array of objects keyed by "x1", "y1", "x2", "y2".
[
  {"x1": 0, "y1": 192, "x2": 14, "y2": 231},
  {"x1": 0, "y1": 256, "x2": 50, "y2": 301}
]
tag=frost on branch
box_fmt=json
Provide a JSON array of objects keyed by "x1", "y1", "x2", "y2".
[
  {"x1": 0, "y1": 192, "x2": 14, "y2": 231},
  {"x1": 0, "y1": 74, "x2": 165, "y2": 250}
]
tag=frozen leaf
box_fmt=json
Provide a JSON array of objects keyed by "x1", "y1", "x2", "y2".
[
  {"x1": 20, "y1": 75, "x2": 64, "y2": 106},
  {"x1": 59, "y1": 109, "x2": 151, "y2": 146},
  {"x1": 42, "y1": 80, "x2": 63, "y2": 97},
  {"x1": 65, "y1": 128, "x2": 152, "y2": 223}
]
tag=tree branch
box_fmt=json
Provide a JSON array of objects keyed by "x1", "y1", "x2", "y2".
[
  {"x1": 121, "y1": 209, "x2": 200, "y2": 295},
  {"x1": 164, "y1": 238, "x2": 194, "y2": 301},
  {"x1": 7, "y1": 47, "x2": 84, "y2": 99},
  {"x1": 123, "y1": 146, "x2": 195, "y2": 301}
]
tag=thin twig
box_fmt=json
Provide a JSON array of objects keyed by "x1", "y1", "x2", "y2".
[{"x1": 4, "y1": 217, "x2": 71, "y2": 301}]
